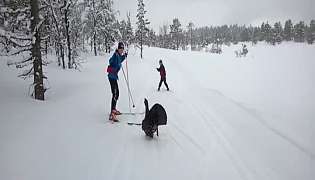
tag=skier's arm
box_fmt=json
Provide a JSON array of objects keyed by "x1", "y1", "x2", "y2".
[
  {"x1": 156, "y1": 66, "x2": 160, "y2": 71},
  {"x1": 120, "y1": 52, "x2": 128, "y2": 63},
  {"x1": 109, "y1": 54, "x2": 116, "y2": 66}
]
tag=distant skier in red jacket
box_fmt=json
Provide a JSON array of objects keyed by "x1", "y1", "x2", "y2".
[{"x1": 156, "y1": 59, "x2": 169, "y2": 91}]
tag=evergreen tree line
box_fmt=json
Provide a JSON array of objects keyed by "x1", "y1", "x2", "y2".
[{"x1": 155, "y1": 19, "x2": 315, "y2": 50}]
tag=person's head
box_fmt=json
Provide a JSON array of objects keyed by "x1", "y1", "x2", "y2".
[
  {"x1": 117, "y1": 42, "x2": 124, "y2": 54},
  {"x1": 159, "y1": 59, "x2": 163, "y2": 65}
]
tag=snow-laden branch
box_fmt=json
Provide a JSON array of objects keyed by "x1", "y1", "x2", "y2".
[
  {"x1": 47, "y1": 0, "x2": 62, "y2": 37},
  {"x1": 44, "y1": 0, "x2": 66, "y2": 10},
  {"x1": 41, "y1": 35, "x2": 50, "y2": 41},
  {"x1": 0, "y1": 29, "x2": 31, "y2": 48},
  {"x1": 0, "y1": 6, "x2": 30, "y2": 14},
  {"x1": 7, "y1": 56, "x2": 33, "y2": 68},
  {"x1": 18, "y1": 66, "x2": 34, "y2": 79},
  {"x1": 6, "y1": 47, "x2": 32, "y2": 56},
  {"x1": 39, "y1": 5, "x2": 49, "y2": 11},
  {"x1": 0, "y1": 28, "x2": 32, "y2": 41}
]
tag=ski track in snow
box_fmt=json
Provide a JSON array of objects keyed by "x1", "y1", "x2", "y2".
[
  {"x1": 167, "y1": 56, "x2": 256, "y2": 180},
  {"x1": 229, "y1": 98, "x2": 315, "y2": 159},
  {"x1": 172, "y1": 51, "x2": 314, "y2": 159}
]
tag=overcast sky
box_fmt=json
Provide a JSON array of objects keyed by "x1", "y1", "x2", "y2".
[{"x1": 113, "y1": 0, "x2": 315, "y2": 33}]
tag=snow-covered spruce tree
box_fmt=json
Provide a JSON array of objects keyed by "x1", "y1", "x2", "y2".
[
  {"x1": 294, "y1": 21, "x2": 305, "y2": 42},
  {"x1": 146, "y1": 28, "x2": 156, "y2": 47},
  {"x1": 47, "y1": 0, "x2": 84, "y2": 69},
  {"x1": 251, "y1": 27, "x2": 260, "y2": 45},
  {"x1": 263, "y1": 22, "x2": 272, "y2": 44},
  {"x1": 170, "y1": 18, "x2": 182, "y2": 50},
  {"x1": 118, "y1": 19, "x2": 127, "y2": 44},
  {"x1": 310, "y1": 20, "x2": 315, "y2": 39},
  {"x1": 118, "y1": 13, "x2": 134, "y2": 49},
  {"x1": 306, "y1": 20, "x2": 315, "y2": 44},
  {"x1": 85, "y1": 0, "x2": 117, "y2": 56},
  {"x1": 100, "y1": 1, "x2": 118, "y2": 51},
  {"x1": 158, "y1": 24, "x2": 169, "y2": 49},
  {"x1": 47, "y1": 0, "x2": 80, "y2": 69},
  {"x1": 187, "y1": 22, "x2": 195, "y2": 50},
  {"x1": 136, "y1": 0, "x2": 150, "y2": 59},
  {"x1": 82, "y1": 1, "x2": 95, "y2": 53},
  {"x1": 195, "y1": 28, "x2": 202, "y2": 47},
  {"x1": 125, "y1": 12, "x2": 133, "y2": 47},
  {"x1": 181, "y1": 30, "x2": 189, "y2": 50},
  {"x1": 88, "y1": 0, "x2": 97, "y2": 56},
  {"x1": 69, "y1": 0, "x2": 85, "y2": 69},
  {"x1": 45, "y1": 0, "x2": 68, "y2": 68},
  {"x1": 221, "y1": 25, "x2": 232, "y2": 46},
  {"x1": 240, "y1": 26, "x2": 250, "y2": 42},
  {"x1": 64, "y1": 0, "x2": 79, "y2": 69},
  {"x1": 0, "y1": 0, "x2": 46, "y2": 100},
  {"x1": 259, "y1": 22, "x2": 266, "y2": 41},
  {"x1": 283, "y1": 19, "x2": 293, "y2": 41},
  {"x1": 112, "y1": 19, "x2": 121, "y2": 43},
  {"x1": 273, "y1": 22, "x2": 283, "y2": 44},
  {"x1": 230, "y1": 24, "x2": 241, "y2": 44}
]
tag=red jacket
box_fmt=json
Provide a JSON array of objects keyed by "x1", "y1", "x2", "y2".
[{"x1": 157, "y1": 64, "x2": 166, "y2": 78}]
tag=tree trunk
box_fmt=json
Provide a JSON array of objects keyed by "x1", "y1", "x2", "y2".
[
  {"x1": 92, "y1": 0, "x2": 97, "y2": 56},
  {"x1": 140, "y1": 32, "x2": 143, "y2": 59},
  {"x1": 93, "y1": 32, "x2": 97, "y2": 56},
  {"x1": 190, "y1": 30, "x2": 193, "y2": 48},
  {"x1": 60, "y1": 44, "x2": 65, "y2": 69},
  {"x1": 176, "y1": 34, "x2": 179, "y2": 50},
  {"x1": 56, "y1": 42, "x2": 61, "y2": 66},
  {"x1": 82, "y1": 35, "x2": 85, "y2": 50},
  {"x1": 90, "y1": 38, "x2": 93, "y2": 52},
  {"x1": 45, "y1": 39, "x2": 48, "y2": 56},
  {"x1": 65, "y1": 5, "x2": 72, "y2": 69},
  {"x1": 31, "y1": 0, "x2": 44, "y2": 100}
]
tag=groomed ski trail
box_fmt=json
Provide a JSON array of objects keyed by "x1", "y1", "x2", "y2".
[{"x1": 1, "y1": 45, "x2": 313, "y2": 180}]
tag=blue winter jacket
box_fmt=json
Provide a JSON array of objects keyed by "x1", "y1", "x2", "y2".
[{"x1": 107, "y1": 50, "x2": 127, "y2": 80}]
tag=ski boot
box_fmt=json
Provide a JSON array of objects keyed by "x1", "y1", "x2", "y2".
[
  {"x1": 112, "y1": 109, "x2": 122, "y2": 115},
  {"x1": 109, "y1": 111, "x2": 119, "y2": 122}
]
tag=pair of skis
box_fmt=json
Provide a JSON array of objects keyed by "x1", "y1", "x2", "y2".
[
  {"x1": 108, "y1": 112, "x2": 144, "y2": 125},
  {"x1": 127, "y1": 122, "x2": 142, "y2": 126}
]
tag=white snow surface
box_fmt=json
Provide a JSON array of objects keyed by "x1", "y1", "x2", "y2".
[{"x1": 0, "y1": 43, "x2": 314, "y2": 180}]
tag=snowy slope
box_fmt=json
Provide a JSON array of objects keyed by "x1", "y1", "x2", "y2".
[{"x1": 0, "y1": 43, "x2": 314, "y2": 180}]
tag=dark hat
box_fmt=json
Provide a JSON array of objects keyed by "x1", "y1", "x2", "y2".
[
  {"x1": 159, "y1": 59, "x2": 163, "y2": 63},
  {"x1": 118, "y1": 42, "x2": 124, "y2": 49}
]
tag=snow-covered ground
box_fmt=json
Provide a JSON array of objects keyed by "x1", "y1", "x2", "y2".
[{"x1": 0, "y1": 43, "x2": 314, "y2": 180}]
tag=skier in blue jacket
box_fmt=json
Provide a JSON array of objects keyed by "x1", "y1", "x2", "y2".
[{"x1": 107, "y1": 42, "x2": 127, "y2": 121}]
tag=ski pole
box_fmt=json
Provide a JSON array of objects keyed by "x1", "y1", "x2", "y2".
[
  {"x1": 125, "y1": 54, "x2": 131, "y2": 112},
  {"x1": 124, "y1": 47, "x2": 131, "y2": 111},
  {"x1": 122, "y1": 66, "x2": 135, "y2": 108}
]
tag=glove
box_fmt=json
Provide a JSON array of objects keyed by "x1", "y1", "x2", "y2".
[
  {"x1": 107, "y1": 66, "x2": 115, "y2": 73},
  {"x1": 125, "y1": 52, "x2": 128, "y2": 58}
]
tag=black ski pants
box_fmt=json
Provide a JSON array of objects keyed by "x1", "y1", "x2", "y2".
[
  {"x1": 158, "y1": 77, "x2": 169, "y2": 90},
  {"x1": 109, "y1": 79, "x2": 119, "y2": 111}
]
